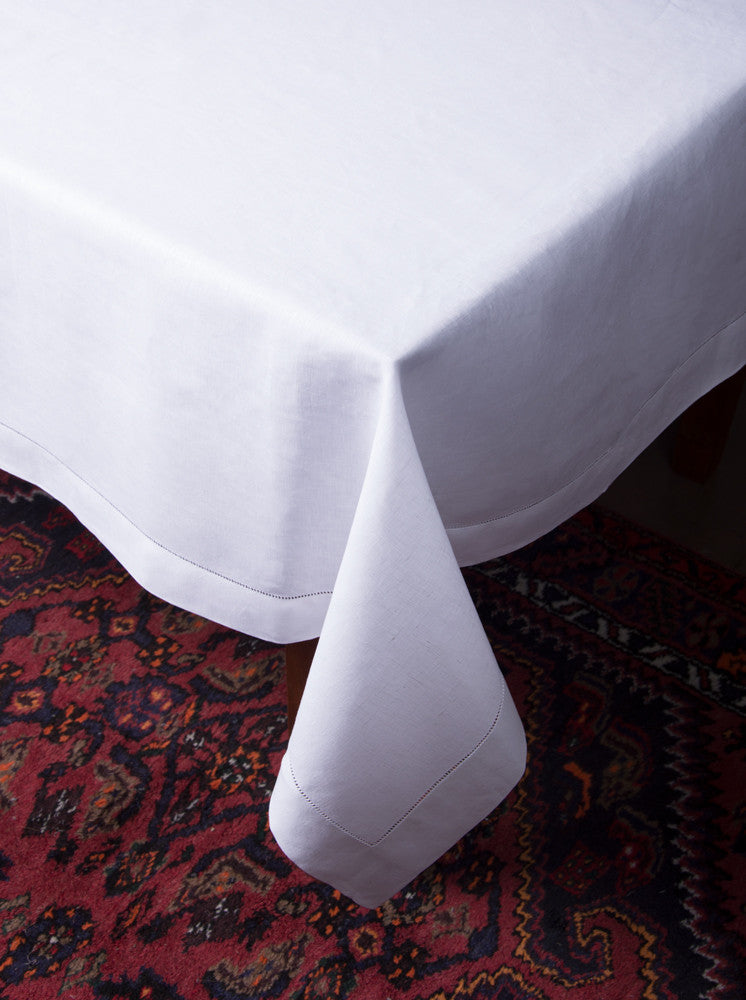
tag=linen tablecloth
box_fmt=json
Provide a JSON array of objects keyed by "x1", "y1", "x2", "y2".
[{"x1": 1, "y1": 1, "x2": 745, "y2": 906}]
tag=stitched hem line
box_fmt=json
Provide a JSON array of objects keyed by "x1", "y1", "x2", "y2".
[
  {"x1": 0, "y1": 418, "x2": 333, "y2": 602},
  {"x1": 443, "y1": 308, "x2": 746, "y2": 530},
  {"x1": 6, "y1": 310, "x2": 741, "y2": 589},
  {"x1": 286, "y1": 674, "x2": 507, "y2": 848}
]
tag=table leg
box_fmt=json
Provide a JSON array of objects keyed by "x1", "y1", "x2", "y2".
[
  {"x1": 284, "y1": 638, "x2": 318, "y2": 734},
  {"x1": 671, "y1": 366, "x2": 745, "y2": 483}
]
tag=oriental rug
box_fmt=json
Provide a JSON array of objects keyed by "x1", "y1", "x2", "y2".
[{"x1": 0, "y1": 469, "x2": 744, "y2": 1000}]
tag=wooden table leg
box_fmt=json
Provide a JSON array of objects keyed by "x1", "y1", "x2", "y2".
[
  {"x1": 284, "y1": 638, "x2": 318, "y2": 734},
  {"x1": 671, "y1": 366, "x2": 745, "y2": 483}
]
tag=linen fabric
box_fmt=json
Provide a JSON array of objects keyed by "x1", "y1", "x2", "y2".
[{"x1": 1, "y1": 1, "x2": 745, "y2": 906}]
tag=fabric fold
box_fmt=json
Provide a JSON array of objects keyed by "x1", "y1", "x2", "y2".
[{"x1": 268, "y1": 368, "x2": 526, "y2": 906}]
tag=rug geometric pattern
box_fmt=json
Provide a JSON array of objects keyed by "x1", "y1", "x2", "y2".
[{"x1": 0, "y1": 468, "x2": 744, "y2": 999}]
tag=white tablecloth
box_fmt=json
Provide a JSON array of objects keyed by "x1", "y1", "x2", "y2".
[{"x1": 1, "y1": 1, "x2": 745, "y2": 906}]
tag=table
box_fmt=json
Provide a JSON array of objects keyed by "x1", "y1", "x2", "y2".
[{"x1": 1, "y1": 1, "x2": 745, "y2": 907}]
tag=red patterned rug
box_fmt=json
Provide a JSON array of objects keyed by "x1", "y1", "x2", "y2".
[{"x1": 0, "y1": 468, "x2": 744, "y2": 1000}]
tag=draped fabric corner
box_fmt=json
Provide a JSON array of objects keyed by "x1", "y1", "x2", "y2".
[{"x1": 270, "y1": 368, "x2": 526, "y2": 906}]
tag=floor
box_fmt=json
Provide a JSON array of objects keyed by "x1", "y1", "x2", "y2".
[{"x1": 598, "y1": 382, "x2": 746, "y2": 574}]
